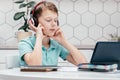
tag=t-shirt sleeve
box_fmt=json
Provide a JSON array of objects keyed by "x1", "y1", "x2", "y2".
[
  {"x1": 59, "y1": 45, "x2": 69, "y2": 60},
  {"x1": 18, "y1": 40, "x2": 33, "y2": 62}
]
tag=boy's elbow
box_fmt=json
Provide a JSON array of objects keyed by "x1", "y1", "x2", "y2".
[
  {"x1": 24, "y1": 53, "x2": 42, "y2": 66},
  {"x1": 26, "y1": 58, "x2": 42, "y2": 66},
  {"x1": 27, "y1": 61, "x2": 42, "y2": 66}
]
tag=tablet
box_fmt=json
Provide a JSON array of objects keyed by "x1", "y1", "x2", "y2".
[
  {"x1": 90, "y1": 42, "x2": 120, "y2": 70},
  {"x1": 20, "y1": 65, "x2": 59, "y2": 72}
]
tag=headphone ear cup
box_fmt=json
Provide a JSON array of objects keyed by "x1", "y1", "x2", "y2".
[
  {"x1": 30, "y1": 17, "x2": 35, "y2": 26},
  {"x1": 33, "y1": 17, "x2": 38, "y2": 27}
]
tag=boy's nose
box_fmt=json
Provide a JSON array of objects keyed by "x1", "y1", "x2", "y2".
[{"x1": 51, "y1": 21, "x2": 57, "y2": 27}]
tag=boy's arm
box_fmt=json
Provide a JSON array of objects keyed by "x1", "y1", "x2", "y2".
[{"x1": 60, "y1": 39, "x2": 87, "y2": 66}]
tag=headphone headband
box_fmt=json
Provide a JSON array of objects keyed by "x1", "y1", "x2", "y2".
[
  {"x1": 31, "y1": 1, "x2": 45, "y2": 15},
  {"x1": 30, "y1": 1, "x2": 59, "y2": 26}
]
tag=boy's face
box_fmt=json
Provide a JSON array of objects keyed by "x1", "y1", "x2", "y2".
[{"x1": 38, "y1": 9, "x2": 58, "y2": 37}]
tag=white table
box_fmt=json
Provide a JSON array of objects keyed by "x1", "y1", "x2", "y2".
[{"x1": 0, "y1": 67, "x2": 120, "y2": 80}]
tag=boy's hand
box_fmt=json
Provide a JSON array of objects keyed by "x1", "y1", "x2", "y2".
[
  {"x1": 28, "y1": 20, "x2": 37, "y2": 32},
  {"x1": 36, "y1": 24, "x2": 44, "y2": 39},
  {"x1": 51, "y1": 27, "x2": 66, "y2": 44},
  {"x1": 28, "y1": 20, "x2": 45, "y2": 39}
]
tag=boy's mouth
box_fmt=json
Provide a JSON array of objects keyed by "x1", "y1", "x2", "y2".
[{"x1": 50, "y1": 29, "x2": 55, "y2": 32}]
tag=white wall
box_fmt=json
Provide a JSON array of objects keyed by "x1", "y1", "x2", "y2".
[
  {"x1": 0, "y1": 0, "x2": 120, "y2": 48},
  {"x1": 0, "y1": 50, "x2": 93, "y2": 69}
]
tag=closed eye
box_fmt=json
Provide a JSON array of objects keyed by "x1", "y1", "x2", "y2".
[{"x1": 46, "y1": 19, "x2": 51, "y2": 22}]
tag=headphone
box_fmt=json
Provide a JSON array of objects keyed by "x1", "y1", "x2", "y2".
[
  {"x1": 30, "y1": 1, "x2": 45, "y2": 27},
  {"x1": 30, "y1": 1, "x2": 59, "y2": 27}
]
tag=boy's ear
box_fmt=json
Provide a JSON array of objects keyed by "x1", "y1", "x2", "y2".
[{"x1": 57, "y1": 20, "x2": 59, "y2": 26}]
